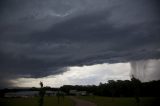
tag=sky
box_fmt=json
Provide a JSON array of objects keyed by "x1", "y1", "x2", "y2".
[{"x1": 0, "y1": 0, "x2": 160, "y2": 88}]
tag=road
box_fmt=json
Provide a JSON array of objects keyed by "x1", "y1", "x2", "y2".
[{"x1": 69, "y1": 96, "x2": 97, "y2": 106}]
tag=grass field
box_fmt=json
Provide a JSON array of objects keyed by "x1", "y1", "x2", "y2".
[
  {"x1": 0, "y1": 96, "x2": 74, "y2": 106},
  {"x1": 78, "y1": 96, "x2": 159, "y2": 106},
  {"x1": 1, "y1": 96, "x2": 159, "y2": 106}
]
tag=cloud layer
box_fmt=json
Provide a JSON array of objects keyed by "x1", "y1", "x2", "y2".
[
  {"x1": 11, "y1": 63, "x2": 131, "y2": 88},
  {"x1": 0, "y1": 0, "x2": 160, "y2": 87}
]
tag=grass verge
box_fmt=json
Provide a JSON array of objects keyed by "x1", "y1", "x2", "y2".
[
  {"x1": 78, "y1": 96, "x2": 159, "y2": 106},
  {"x1": 0, "y1": 96, "x2": 74, "y2": 106}
]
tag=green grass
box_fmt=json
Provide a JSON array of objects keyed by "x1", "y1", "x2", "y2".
[
  {"x1": 1, "y1": 96, "x2": 159, "y2": 106},
  {"x1": 78, "y1": 96, "x2": 159, "y2": 106},
  {"x1": 0, "y1": 96, "x2": 74, "y2": 106}
]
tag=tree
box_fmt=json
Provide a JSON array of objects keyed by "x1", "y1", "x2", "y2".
[
  {"x1": 108, "y1": 80, "x2": 117, "y2": 101},
  {"x1": 39, "y1": 81, "x2": 45, "y2": 106}
]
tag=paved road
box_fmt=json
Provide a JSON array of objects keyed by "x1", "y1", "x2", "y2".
[{"x1": 69, "y1": 96, "x2": 97, "y2": 106}]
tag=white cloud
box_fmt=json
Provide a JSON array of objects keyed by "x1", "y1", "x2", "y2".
[{"x1": 11, "y1": 62, "x2": 130, "y2": 87}]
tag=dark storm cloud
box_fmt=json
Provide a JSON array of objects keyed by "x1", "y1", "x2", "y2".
[{"x1": 0, "y1": 0, "x2": 160, "y2": 87}]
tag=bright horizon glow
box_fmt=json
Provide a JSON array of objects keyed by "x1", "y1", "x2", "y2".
[{"x1": 10, "y1": 62, "x2": 131, "y2": 88}]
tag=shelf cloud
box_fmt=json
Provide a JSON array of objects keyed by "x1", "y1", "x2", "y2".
[{"x1": 0, "y1": 0, "x2": 160, "y2": 88}]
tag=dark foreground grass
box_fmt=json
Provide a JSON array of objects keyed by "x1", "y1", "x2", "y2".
[
  {"x1": 78, "y1": 96, "x2": 159, "y2": 106},
  {"x1": 0, "y1": 96, "x2": 74, "y2": 106}
]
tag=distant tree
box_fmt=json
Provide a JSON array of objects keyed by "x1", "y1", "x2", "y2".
[
  {"x1": 60, "y1": 79, "x2": 160, "y2": 98},
  {"x1": 40, "y1": 81, "x2": 43, "y2": 88},
  {"x1": 108, "y1": 80, "x2": 117, "y2": 100}
]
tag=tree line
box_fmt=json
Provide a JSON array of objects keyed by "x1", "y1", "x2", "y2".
[
  {"x1": 60, "y1": 78, "x2": 160, "y2": 97},
  {"x1": 1, "y1": 78, "x2": 160, "y2": 97}
]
